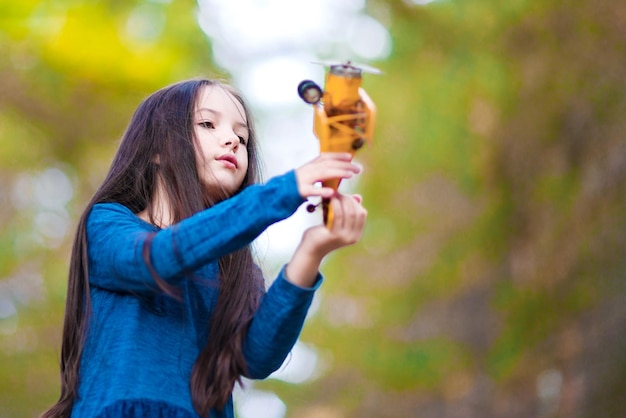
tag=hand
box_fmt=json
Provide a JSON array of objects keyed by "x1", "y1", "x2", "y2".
[
  {"x1": 295, "y1": 153, "x2": 361, "y2": 199},
  {"x1": 302, "y1": 193, "x2": 367, "y2": 258},
  {"x1": 285, "y1": 193, "x2": 367, "y2": 287}
]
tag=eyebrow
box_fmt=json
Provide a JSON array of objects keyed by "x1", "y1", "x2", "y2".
[{"x1": 196, "y1": 107, "x2": 248, "y2": 130}]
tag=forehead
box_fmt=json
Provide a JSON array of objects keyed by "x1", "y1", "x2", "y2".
[{"x1": 195, "y1": 85, "x2": 247, "y2": 124}]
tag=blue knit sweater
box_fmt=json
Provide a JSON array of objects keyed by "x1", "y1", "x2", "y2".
[{"x1": 71, "y1": 171, "x2": 321, "y2": 418}]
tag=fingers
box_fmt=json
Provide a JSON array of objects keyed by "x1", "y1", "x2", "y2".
[
  {"x1": 316, "y1": 152, "x2": 353, "y2": 163},
  {"x1": 312, "y1": 154, "x2": 360, "y2": 183},
  {"x1": 297, "y1": 193, "x2": 367, "y2": 260},
  {"x1": 316, "y1": 187, "x2": 337, "y2": 199},
  {"x1": 295, "y1": 153, "x2": 362, "y2": 198},
  {"x1": 328, "y1": 194, "x2": 367, "y2": 244}
]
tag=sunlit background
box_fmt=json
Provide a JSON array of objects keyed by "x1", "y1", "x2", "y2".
[{"x1": 1, "y1": 0, "x2": 625, "y2": 417}]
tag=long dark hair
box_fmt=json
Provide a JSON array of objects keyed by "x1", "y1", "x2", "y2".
[{"x1": 42, "y1": 79, "x2": 263, "y2": 417}]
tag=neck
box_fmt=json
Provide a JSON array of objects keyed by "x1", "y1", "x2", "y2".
[{"x1": 137, "y1": 177, "x2": 173, "y2": 228}]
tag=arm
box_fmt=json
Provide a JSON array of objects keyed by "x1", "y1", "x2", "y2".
[
  {"x1": 285, "y1": 193, "x2": 367, "y2": 287},
  {"x1": 243, "y1": 192, "x2": 367, "y2": 378},
  {"x1": 87, "y1": 153, "x2": 361, "y2": 294},
  {"x1": 242, "y1": 268, "x2": 322, "y2": 378},
  {"x1": 87, "y1": 171, "x2": 304, "y2": 292}
]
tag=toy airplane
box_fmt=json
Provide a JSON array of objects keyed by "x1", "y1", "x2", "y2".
[{"x1": 297, "y1": 60, "x2": 378, "y2": 227}]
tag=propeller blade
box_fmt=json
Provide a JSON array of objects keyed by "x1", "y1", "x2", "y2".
[{"x1": 311, "y1": 60, "x2": 383, "y2": 75}]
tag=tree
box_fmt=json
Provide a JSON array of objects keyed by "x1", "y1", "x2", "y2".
[
  {"x1": 0, "y1": 1, "x2": 217, "y2": 415},
  {"x1": 1, "y1": 0, "x2": 625, "y2": 417},
  {"x1": 258, "y1": 1, "x2": 626, "y2": 417}
]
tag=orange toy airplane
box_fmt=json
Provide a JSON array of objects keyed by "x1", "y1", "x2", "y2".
[{"x1": 297, "y1": 61, "x2": 378, "y2": 227}]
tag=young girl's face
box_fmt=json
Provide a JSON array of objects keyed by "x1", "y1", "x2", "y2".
[{"x1": 193, "y1": 85, "x2": 250, "y2": 197}]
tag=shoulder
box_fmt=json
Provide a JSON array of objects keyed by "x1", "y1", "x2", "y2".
[
  {"x1": 90, "y1": 202, "x2": 136, "y2": 218},
  {"x1": 89, "y1": 202, "x2": 145, "y2": 223},
  {"x1": 87, "y1": 202, "x2": 156, "y2": 234}
]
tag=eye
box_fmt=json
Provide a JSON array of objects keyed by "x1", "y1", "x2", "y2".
[
  {"x1": 238, "y1": 136, "x2": 247, "y2": 145},
  {"x1": 198, "y1": 121, "x2": 214, "y2": 129}
]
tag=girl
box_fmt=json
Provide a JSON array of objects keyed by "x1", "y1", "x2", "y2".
[{"x1": 42, "y1": 79, "x2": 367, "y2": 418}]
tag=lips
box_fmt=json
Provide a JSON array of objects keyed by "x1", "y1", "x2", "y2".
[{"x1": 216, "y1": 154, "x2": 238, "y2": 169}]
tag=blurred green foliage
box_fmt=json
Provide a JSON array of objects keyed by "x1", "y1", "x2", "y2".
[
  {"x1": 262, "y1": 1, "x2": 626, "y2": 417},
  {"x1": 1, "y1": 1, "x2": 218, "y2": 416},
  {"x1": 1, "y1": 0, "x2": 625, "y2": 417}
]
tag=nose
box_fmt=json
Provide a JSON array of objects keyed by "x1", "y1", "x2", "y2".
[{"x1": 220, "y1": 132, "x2": 239, "y2": 150}]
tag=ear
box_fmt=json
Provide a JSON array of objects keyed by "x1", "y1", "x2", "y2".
[{"x1": 152, "y1": 154, "x2": 161, "y2": 165}]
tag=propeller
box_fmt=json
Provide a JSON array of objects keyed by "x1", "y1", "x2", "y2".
[{"x1": 311, "y1": 60, "x2": 383, "y2": 75}]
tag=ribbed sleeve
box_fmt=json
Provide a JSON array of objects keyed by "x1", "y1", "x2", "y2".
[
  {"x1": 243, "y1": 266, "x2": 323, "y2": 378},
  {"x1": 86, "y1": 170, "x2": 304, "y2": 293}
]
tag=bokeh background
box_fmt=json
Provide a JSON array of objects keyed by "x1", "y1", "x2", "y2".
[{"x1": 1, "y1": 0, "x2": 625, "y2": 417}]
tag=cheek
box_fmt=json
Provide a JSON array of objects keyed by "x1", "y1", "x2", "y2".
[
  {"x1": 242, "y1": 151, "x2": 249, "y2": 168},
  {"x1": 193, "y1": 144, "x2": 210, "y2": 176},
  {"x1": 194, "y1": 135, "x2": 212, "y2": 161}
]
